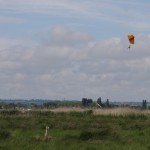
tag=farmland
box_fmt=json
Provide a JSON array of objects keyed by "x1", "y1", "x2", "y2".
[{"x1": 0, "y1": 108, "x2": 150, "y2": 150}]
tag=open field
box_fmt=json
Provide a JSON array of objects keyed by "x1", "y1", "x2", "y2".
[{"x1": 0, "y1": 108, "x2": 150, "y2": 150}]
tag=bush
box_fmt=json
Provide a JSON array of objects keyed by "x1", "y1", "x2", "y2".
[
  {"x1": 80, "y1": 129, "x2": 110, "y2": 140},
  {"x1": 79, "y1": 128, "x2": 121, "y2": 141},
  {"x1": 0, "y1": 130, "x2": 11, "y2": 139}
]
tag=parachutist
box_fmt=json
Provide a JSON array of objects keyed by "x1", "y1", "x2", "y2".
[{"x1": 127, "y1": 34, "x2": 134, "y2": 50}]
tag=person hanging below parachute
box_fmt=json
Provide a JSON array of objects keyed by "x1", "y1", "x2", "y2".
[{"x1": 127, "y1": 34, "x2": 134, "y2": 49}]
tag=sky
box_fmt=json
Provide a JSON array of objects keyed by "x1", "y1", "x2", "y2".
[{"x1": 0, "y1": 0, "x2": 150, "y2": 101}]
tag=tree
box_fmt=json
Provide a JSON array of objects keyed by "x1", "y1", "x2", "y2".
[
  {"x1": 87, "y1": 99, "x2": 93, "y2": 106},
  {"x1": 82, "y1": 98, "x2": 93, "y2": 107},
  {"x1": 142, "y1": 100, "x2": 147, "y2": 109},
  {"x1": 106, "y1": 99, "x2": 110, "y2": 107},
  {"x1": 82, "y1": 98, "x2": 87, "y2": 107},
  {"x1": 97, "y1": 97, "x2": 102, "y2": 105}
]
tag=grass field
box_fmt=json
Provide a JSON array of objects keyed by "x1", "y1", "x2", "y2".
[{"x1": 0, "y1": 108, "x2": 150, "y2": 150}]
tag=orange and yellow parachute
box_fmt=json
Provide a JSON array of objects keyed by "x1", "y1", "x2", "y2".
[{"x1": 128, "y1": 34, "x2": 134, "y2": 44}]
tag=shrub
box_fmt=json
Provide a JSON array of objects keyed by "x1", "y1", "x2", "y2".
[
  {"x1": 79, "y1": 128, "x2": 121, "y2": 141},
  {"x1": 80, "y1": 129, "x2": 110, "y2": 140},
  {"x1": 0, "y1": 130, "x2": 11, "y2": 139}
]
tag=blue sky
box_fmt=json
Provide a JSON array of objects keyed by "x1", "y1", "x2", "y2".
[
  {"x1": 0, "y1": 0, "x2": 150, "y2": 101},
  {"x1": 1, "y1": 0, "x2": 150, "y2": 39}
]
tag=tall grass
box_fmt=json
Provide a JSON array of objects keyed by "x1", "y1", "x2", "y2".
[
  {"x1": 94, "y1": 107, "x2": 150, "y2": 116},
  {"x1": 0, "y1": 108, "x2": 150, "y2": 150}
]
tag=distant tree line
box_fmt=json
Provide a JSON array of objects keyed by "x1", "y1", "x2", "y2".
[
  {"x1": 82, "y1": 97, "x2": 149, "y2": 109},
  {"x1": 81, "y1": 97, "x2": 110, "y2": 108},
  {"x1": 0, "y1": 101, "x2": 82, "y2": 110},
  {"x1": 0, "y1": 98, "x2": 149, "y2": 109}
]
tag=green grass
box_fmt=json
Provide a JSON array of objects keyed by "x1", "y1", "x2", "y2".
[{"x1": 0, "y1": 109, "x2": 150, "y2": 150}]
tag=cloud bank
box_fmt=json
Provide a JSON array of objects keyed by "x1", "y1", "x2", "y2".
[{"x1": 0, "y1": 26, "x2": 150, "y2": 101}]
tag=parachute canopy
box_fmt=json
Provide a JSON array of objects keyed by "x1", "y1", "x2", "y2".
[{"x1": 128, "y1": 34, "x2": 134, "y2": 44}]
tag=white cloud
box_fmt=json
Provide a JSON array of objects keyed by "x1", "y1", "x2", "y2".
[
  {"x1": 48, "y1": 26, "x2": 94, "y2": 46},
  {"x1": 0, "y1": 25, "x2": 150, "y2": 100},
  {"x1": 1, "y1": 0, "x2": 150, "y2": 101}
]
